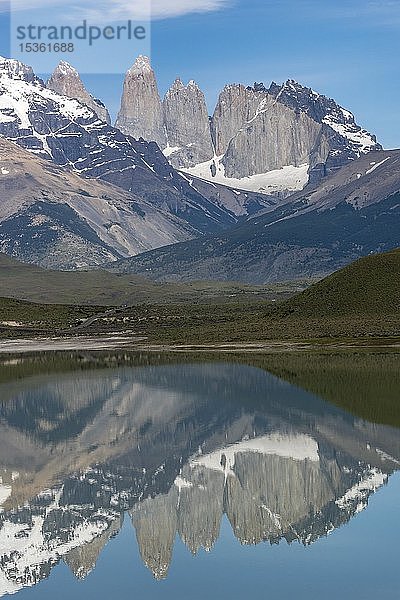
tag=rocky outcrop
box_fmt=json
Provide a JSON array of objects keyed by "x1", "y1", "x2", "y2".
[
  {"x1": 0, "y1": 58, "x2": 238, "y2": 268},
  {"x1": 163, "y1": 78, "x2": 214, "y2": 168},
  {"x1": 131, "y1": 491, "x2": 179, "y2": 580},
  {"x1": 211, "y1": 84, "x2": 261, "y2": 157},
  {"x1": 115, "y1": 59, "x2": 214, "y2": 168},
  {"x1": 115, "y1": 55, "x2": 166, "y2": 148},
  {"x1": 112, "y1": 57, "x2": 382, "y2": 196},
  {"x1": 64, "y1": 516, "x2": 123, "y2": 579},
  {"x1": 209, "y1": 80, "x2": 380, "y2": 181},
  {"x1": 130, "y1": 446, "x2": 388, "y2": 579},
  {"x1": 266, "y1": 79, "x2": 382, "y2": 182},
  {"x1": 47, "y1": 61, "x2": 111, "y2": 124},
  {"x1": 220, "y1": 92, "x2": 328, "y2": 178}
]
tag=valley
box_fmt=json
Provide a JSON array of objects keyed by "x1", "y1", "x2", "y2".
[
  {"x1": 0, "y1": 55, "x2": 398, "y2": 352},
  {"x1": 0, "y1": 250, "x2": 398, "y2": 350},
  {"x1": 0, "y1": 4, "x2": 399, "y2": 600}
]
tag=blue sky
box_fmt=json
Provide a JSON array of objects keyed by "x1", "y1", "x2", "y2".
[{"x1": 0, "y1": 0, "x2": 399, "y2": 148}]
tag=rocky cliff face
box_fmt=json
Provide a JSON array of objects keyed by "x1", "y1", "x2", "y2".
[
  {"x1": 211, "y1": 84, "x2": 261, "y2": 157},
  {"x1": 115, "y1": 55, "x2": 166, "y2": 148},
  {"x1": 47, "y1": 61, "x2": 111, "y2": 124},
  {"x1": 115, "y1": 59, "x2": 214, "y2": 169},
  {"x1": 266, "y1": 79, "x2": 381, "y2": 182},
  {"x1": 219, "y1": 90, "x2": 327, "y2": 178},
  {"x1": 113, "y1": 58, "x2": 381, "y2": 196},
  {"x1": 130, "y1": 444, "x2": 388, "y2": 579},
  {"x1": 163, "y1": 78, "x2": 214, "y2": 168},
  {"x1": 0, "y1": 56, "x2": 239, "y2": 268},
  {"x1": 204, "y1": 79, "x2": 380, "y2": 185}
]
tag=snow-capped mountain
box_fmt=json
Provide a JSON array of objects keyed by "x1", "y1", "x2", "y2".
[
  {"x1": 0, "y1": 137, "x2": 202, "y2": 269},
  {"x1": 0, "y1": 55, "x2": 389, "y2": 271},
  {"x1": 115, "y1": 57, "x2": 381, "y2": 196},
  {"x1": 47, "y1": 61, "x2": 111, "y2": 125},
  {"x1": 0, "y1": 56, "x2": 238, "y2": 243},
  {"x1": 184, "y1": 80, "x2": 381, "y2": 192},
  {"x1": 0, "y1": 56, "x2": 286, "y2": 267}
]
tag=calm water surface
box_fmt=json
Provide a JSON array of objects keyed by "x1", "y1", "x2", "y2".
[{"x1": 0, "y1": 354, "x2": 399, "y2": 599}]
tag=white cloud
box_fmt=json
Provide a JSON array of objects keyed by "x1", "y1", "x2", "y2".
[{"x1": 5, "y1": 0, "x2": 231, "y2": 21}]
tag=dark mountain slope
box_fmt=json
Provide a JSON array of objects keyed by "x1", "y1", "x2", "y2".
[
  {"x1": 110, "y1": 151, "x2": 400, "y2": 283},
  {"x1": 0, "y1": 57, "x2": 235, "y2": 236}
]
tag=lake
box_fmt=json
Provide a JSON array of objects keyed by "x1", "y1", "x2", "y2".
[{"x1": 0, "y1": 352, "x2": 399, "y2": 599}]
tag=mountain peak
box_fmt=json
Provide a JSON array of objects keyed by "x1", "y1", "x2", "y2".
[
  {"x1": 168, "y1": 77, "x2": 185, "y2": 92},
  {"x1": 53, "y1": 61, "x2": 79, "y2": 77},
  {"x1": 47, "y1": 61, "x2": 111, "y2": 124},
  {"x1": 128, "y1": 55, "x2": 152, "y2": 76},
  {"x1": 0, "y1": 56, "x2": 36, "y2": 83},
  {"x1": 116, "y1": 55, "x2": 166, "y2": 147},
  {"x1": 48, "y1": 61, "x2": 82, "y2": 87},
  {"x1": 166, "y1": 78, "x2": 201, "y2": 96},
  {"x1": 187, "y1": 79, "x2": 200, "y2": 90},
  {"x1": 266, "y1": 78, "x2": 381, "y2": 156}
]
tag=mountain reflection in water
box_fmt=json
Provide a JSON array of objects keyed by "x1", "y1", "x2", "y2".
[{"x1": 0, "y1": 359, "x2": 399, "y2": 596}]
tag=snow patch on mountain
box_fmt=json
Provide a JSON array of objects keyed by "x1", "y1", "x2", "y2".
[
  {"x1": 163, "y1": 145, "x2": 181, "y2": 158},
  {"x1": 0, "y1": 57, "x2": 35, "y2": 82},
  {"x1": 128, "y1": 55, "x2": 152, "y2": 75},
  {"x1": 182, "y1": 157, "x2": 309, "y2": 194},
  {"x1": 322, "y1": 114, "x2": 377, "y2": 153},
  {"x1": 0, "y1": 74, "x2": 93, "y2": 132},
  {"x1": 0, "y1": 485, "x2": 11, "y2": 506},
  {"x1": 0, "y1": 485, "x2": 115, "y2": 597},
  {"x1": 365, "y1": 156, "x2": 391, "y2": 175}
]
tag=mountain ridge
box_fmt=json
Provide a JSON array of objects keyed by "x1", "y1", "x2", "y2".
[
  {"x1": 114, "y1": 56, "x2": 381, "y2": 195},
  {"x1": 109, "y1": 150, "x2": 400, "y2": 283},
  {"x1": 0, "y1": 56, "x2": 239, "y2": 244},
  {"x1": 0, "y1": 137, "x2": 203, "y2": 269}
]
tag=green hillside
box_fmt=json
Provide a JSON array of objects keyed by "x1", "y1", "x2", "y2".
[
  {"x1": 0, "y1": 297, "x2": 97, "y2": 331},
  {"x1": 0, "y1": 253, "x2": 306, "y2": 306},
  {"x1": 0, "y1": 250, "x2": 399, "y2": 343},
  {"x1": 280, "y1": 248, "x2": 400, "y2": 317}
]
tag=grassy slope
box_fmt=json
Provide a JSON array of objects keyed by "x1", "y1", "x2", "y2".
[
  {"x1": 280, "y1": 248, "x2": 400, "y2": 316},
  {"x1": 0, "y1": 249, "x2": 399, "y2": 342},
  {"x1": 0, "y1": 253, "x2": 308, "y2": 306},
  {"x1": 127, "y1": 250, "x2": 400, "y2": 343},
  {"x1": 111, "y1": 249, "x2": 400, "y2": 343},
  {"x1": 0, "y1": 297, "x2": 98, "y2": 331}
]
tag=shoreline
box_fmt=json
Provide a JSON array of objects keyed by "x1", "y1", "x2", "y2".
[{"x1": 0, "y1": 334, "x2": 399, "y2": 355}]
